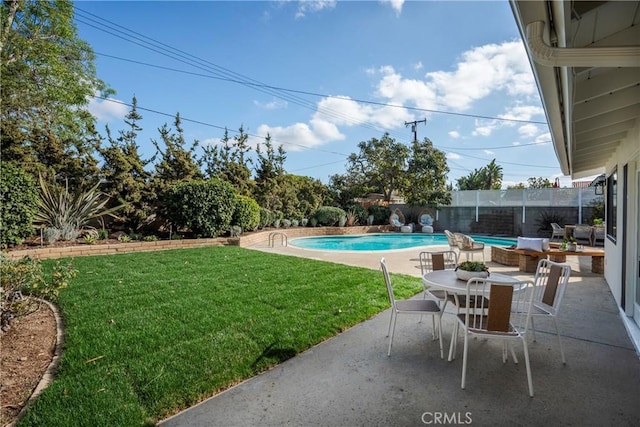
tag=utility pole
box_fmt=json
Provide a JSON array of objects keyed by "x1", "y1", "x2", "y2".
[{"x1": 405, "y1": 118, "x2": 426, "y2": 142}]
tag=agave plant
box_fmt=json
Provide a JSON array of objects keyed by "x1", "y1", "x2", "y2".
[{"x1": 34, "y1": 175, "x2": 123, "y2": 241}]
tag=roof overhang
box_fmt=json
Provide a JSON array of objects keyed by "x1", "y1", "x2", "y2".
[{"x1": 510, "y1": 1, "x2": 640, "y2": 179}]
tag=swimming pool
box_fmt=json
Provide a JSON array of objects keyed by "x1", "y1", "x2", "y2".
[{"x1": 289, "y1": 233, "x2": 516, "y2": 251}]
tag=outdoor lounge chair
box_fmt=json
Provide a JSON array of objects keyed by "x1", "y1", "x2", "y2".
[
  {"x1": 572, "y1": 225, "x2": 593, "y2": 246},
  {"x1": 550, "y1": 223, "x2": 565, "y2": 241},
  {"x1": 389, "y1": 209, "x2": 413, "y2": 233},
  {"x1": 593, "y1": 225, "x2": 605, "y2": 246},
  {"x1": 418, "y1": 209, "x2": 434, "y2": 233},
  {"x1": 454, "y1": 233, "x2": 485, "y2": 261}
]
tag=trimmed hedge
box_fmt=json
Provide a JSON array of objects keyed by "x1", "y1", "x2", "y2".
[
  {"x1": 1, "y1": 163, "x2": 38, "y2": 247},
  {"x1": 310, "y1": 206, "x2": 346, "y2": 226},
  {"x1": 164, "y1": 179, "x2": 236, "y2": 237},
  {"x1": 232, "y1": 195, "x2": 260, "y2": 232}
]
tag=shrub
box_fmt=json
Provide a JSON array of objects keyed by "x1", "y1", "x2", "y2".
[
  {"x1": 282, "y1": 219, "x2": 292, "y2": 228},
  {"x1": 163, "y1": 179, "x2": 236, "y2": 237},
  {"x1": 259, "y1": 208, "x2": 274, "y2": 229},
  {"x1": 310, "y1": 206, "x2": 347, "y2": 226},
  {"x1": 1, "y1": 255, "x2": 77, "y2": 330},
  {"x1": 368, "y1": 205, "x2": 391, "y2": 225},
  {"x1": 0, "y1": 163, "x2": 38, "y2": 247},
  {"x1": 343, "y1": 203, "x2": 368, "y2": 225},
  {"x1": 232, "y1": 195, "x2": 260, "y2": 232},
  {"x1": 97, "y1": 229, "x2": 110, "y2": 240},
  {"x1": 34, "y1": 175, "x2": 123, "y2": 241}
]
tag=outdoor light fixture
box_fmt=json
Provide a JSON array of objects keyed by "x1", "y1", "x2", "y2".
[{"x1": 594, "y1": 181, "x2": 605, "y2": 195}]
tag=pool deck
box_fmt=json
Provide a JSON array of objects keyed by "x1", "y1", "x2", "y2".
[{"x1": 160, "y1": 240, "x2": 640, "y2": 427}]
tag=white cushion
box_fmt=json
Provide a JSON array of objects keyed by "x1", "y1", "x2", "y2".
[
  {"x1": 420, "y1": 214, "x2": 433, "y2": 225},
  {"x1": 541, "y1": 238, "x2": 550, "y2": 251},
  {"x1": 516, "y1": 237, "x2": 546, "y2": 252}
]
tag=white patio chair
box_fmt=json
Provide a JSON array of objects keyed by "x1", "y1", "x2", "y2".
[
  {"x1": 443, "y1": 230, "x2": 459, "y2": 253},
  {"x1": 419, "y1": 250, "x2": 458, "y2": 314},
  {"x1": 529, "y1": 258, "x2": 571, "y2": 364},
  {"x1": 550, "y1": 222, "x2": 565, "y2": 241},
  {"x1": 454, "y1": 233, "x2": 485, "y2": 261},
  {"x1": 381, "y1": 258, "x2": 443, "y2": 359},
  {"x1": 450, "y1": 277, "x2": 536, "y2": 397}
]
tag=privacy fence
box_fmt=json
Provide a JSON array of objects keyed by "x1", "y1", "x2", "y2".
[{"x1": 393, "y1": 188, "x2": 603, "y2": 238}]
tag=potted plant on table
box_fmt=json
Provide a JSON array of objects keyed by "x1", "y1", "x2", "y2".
[
  {"x1": 563, "y1": 237, "x2": 577, "y2": 251},
  {"x1": 455, "y1": 261, "x2": 490, "y2": 281}
]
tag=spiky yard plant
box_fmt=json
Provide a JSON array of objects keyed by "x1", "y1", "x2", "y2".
[{"x1": 34, "y1": 175, "x2": 123, "y2": 241}]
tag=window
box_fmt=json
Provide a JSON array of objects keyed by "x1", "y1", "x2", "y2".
[{"x1": 606, "y1": 169, "x2": 617, "y2": 242}]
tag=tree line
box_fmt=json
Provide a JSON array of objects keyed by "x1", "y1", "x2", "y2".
[{"x1": 1, "y1": 1, "x2": 552, "y2": 247}]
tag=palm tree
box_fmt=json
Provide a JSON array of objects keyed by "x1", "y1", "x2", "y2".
[{"x1": 483, "y1": 159, "x2": 503, "y2": 190}]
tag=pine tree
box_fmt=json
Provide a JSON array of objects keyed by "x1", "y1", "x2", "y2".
[{"x1": 97, "y1": 96, "x2": 152, "y2": 231}]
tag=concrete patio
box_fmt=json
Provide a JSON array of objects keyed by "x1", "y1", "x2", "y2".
[{"x1": 160, "y1": 243, "x2": 640, "y2": 426}]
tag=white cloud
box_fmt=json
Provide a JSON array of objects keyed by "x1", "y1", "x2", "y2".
[
  {"x1": 424, "y1": 41, "x2": 535, "y2": 111},
  {"x1": 379, "y1": 0, "x2": 404, "y2": 16},
  {"x1": 255, "y1": 118, "x2": 345, "y2": 152},
  {"x1": 413, "y1": 61, "x2": 423, "y2": 71},
  {"x1": 535, "y1": 132, "x2": 552, "y2": 144},
  {"x1": 253, "y1": 99, "x2": 288, "y2": 110},
  {"x1": 518, "y1": 123, "x2": 540, "y2": 137},
  {"x1": 295, "y1": 0, "x2": 336, "y2": 18},
  {"x1": 87, "y1": 96, "x2": 128, "y2": 122},
  {"x1": 249, "y1": 40, "x2": 538, "y2": 151},
  {"x1": 499, "y1": 105, "x2": 544, "y2": 121},
  {"x1": 375, "y1": 66, "x2": 438, "y2": 109},
  {"x1": 448, "y1": 130, "x2": 460, "y2": 139},
  {"x1": 472, "y1": 119, "x2": 498, "y2": 137},
  {"x1": 446, "y1": 152, "x2": 461, "y2": 160},
  {"x1": 483, "y1": 150, "x2": 494, "y2": 156}
]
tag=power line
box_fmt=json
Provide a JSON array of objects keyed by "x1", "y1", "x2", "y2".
[
  {"x1": 92, "y1": 50, "x2": 548, "y2": 127},
  {"x1": 91, "y1": 95, "x2": 351, "y2": 158},
  {"x1": 73, "y1": 5, "x2": 556, "y2": 176}
]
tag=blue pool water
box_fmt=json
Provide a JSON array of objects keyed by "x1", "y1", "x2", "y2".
[{"x1": 290, "y1": 233, "x2": 516, "y2": 251}]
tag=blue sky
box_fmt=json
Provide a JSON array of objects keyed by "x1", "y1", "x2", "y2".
[{"x1": 76, "y1": 0, "x2": 578, "y2": 188}]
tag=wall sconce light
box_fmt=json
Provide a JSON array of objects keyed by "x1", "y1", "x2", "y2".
[{"x1": 594, "y1": 181, "x2": 605, "y2": 195}]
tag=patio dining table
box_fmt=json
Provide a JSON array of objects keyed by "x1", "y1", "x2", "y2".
[
  {"x1": 422, "y1": 270, "x2": 520, "y2": 295},
  {"x1": 422, "y1": 270, "x2": 522, "y2": 361}
]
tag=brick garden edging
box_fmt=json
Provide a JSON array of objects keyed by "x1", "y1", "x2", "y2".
[{"x1": 5, "y1": 225, "x2": 393, "y2": 260}]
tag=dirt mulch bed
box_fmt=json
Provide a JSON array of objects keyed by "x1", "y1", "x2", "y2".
[{"x1": 0, "y1": 303, "x2": 57, "y2": 426}]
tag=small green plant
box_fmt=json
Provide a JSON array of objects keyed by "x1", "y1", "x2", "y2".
[
  {"x1": 171, "y1": 233, "x2": 183, "y2": 240},
  {"x1": 129, "y1": 232, "x2": 143, "y2": 240},
  {"x1": 455, "y1": 261, "x2": 489, "y2": 272},
  {"x1": 1, "y1": 255, "x2": 77, "y2": 330},
  {"x1": 83, "y1": 234, "x2": 97, "y2": 245},
  {"x1": 119, "y1": 234, "x2": 132, "y2": 243},
  {"x1": 97, "y1": 229, "x2": 110, "y2": 240},
  {"x1": 143, "y1": 235, "x2": 159, "y2": 242},
  {"x1": 282, "y1": 219, "x2": 292, "y2": 228},
  {"x1": 593, "y1": 218, "x2": 604, "y2": 225}
]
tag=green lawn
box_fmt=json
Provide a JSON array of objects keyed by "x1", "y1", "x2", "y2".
[{"x1": 20, "y1": 246, "x2": 421, "y2": 426}]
